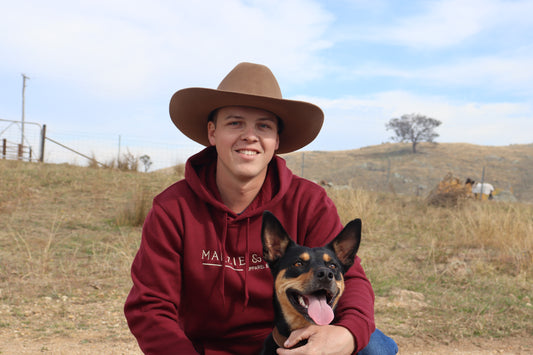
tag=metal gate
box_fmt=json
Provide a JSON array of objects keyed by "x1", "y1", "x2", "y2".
[{"x1": 0, "y1": 118, "x2": 44, "y2": 162}]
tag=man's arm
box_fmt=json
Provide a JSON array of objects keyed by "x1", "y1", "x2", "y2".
[{"x1": 124, "y1": 202, "x2": 199, "y2": 354}]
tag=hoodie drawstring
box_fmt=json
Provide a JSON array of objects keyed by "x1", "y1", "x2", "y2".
[
  {"x1": 218, "y1": 213, "x2": 252, "y2": 310},
  {"x1": 243, "y1": 218, "x2": 250, "y2": 309},
  {"x1": 218, "y1": 213, "x2": 228, "y2": 307}
]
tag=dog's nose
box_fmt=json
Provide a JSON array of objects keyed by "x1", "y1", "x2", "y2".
[{"x1": 316, "y1": 268, "x2": 334, "y2": 281}]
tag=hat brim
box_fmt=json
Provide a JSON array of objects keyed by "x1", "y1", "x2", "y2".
[{"x1": 169, "y1": 88, "x2": 324, "y2": 154}]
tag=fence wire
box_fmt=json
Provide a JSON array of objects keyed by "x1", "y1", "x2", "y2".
[{"x1": 0, "y1": 119, "x2": 202, "y2": 171}]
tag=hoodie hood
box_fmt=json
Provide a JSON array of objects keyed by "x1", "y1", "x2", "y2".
[{"x1": 185, "y1": 146, "x2": 293, "y2": 219}]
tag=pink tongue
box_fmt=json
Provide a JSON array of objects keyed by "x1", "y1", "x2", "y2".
[{"x1": 307, "y1": 294, "x2": 334, "y2": 325}]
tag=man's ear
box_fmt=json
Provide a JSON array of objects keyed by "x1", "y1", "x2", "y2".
[{"x1": 207, "y1": 121, "x2": 216, "y2": 146}]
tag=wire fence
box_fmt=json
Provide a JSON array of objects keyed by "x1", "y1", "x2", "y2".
[{"x1": 0, "y1": 118, "x2": 202, "y2": 171}]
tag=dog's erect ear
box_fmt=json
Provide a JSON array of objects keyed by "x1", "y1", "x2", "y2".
[
  {"x1": 327, "y1": 218, "x2": 361, "y2": 272},
  {"x1": 261, "y1": 211, "x2": 294, "y2": 264}
]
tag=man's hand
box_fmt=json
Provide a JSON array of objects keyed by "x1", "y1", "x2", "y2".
[{"x1": 276, "y1": 324, "x2": 355, "y2": 355}]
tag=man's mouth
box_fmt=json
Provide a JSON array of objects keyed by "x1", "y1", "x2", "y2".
[{"x1": 236, "y1": 149, "x2": 259, "y2": 156}]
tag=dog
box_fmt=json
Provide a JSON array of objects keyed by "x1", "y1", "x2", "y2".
[{"x1": 260, "y1": 211, "x2": 361, "y2": 354}]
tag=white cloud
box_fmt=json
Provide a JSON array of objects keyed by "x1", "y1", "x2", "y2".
[
  {"x1": 420, "y1": 54, "x2": 533, "y2": 95},
  {"x1": 354, "y1": 0, "x2": 533, "y2": 49},
  {"x1": 378, "y1": 0, "x2": 493, "y2": 48},
  {"x1": 0, "y1": 0, "x2": 333, "y2": 99},
  {"x1": 349, "y1": 50, "x2": 533, "y2": 96}
]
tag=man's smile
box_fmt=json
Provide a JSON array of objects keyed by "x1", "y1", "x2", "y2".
[{"x1": 236, "y1": 149, "x2": 260, "y2": 156}]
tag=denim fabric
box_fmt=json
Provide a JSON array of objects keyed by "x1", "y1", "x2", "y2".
[{"x1": 357, "y1": 329, "x2": 398, "y2": 355}]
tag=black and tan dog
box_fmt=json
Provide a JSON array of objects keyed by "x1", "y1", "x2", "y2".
[{"x1": 260, "y1": 211, "x2": 361, "y2": 354}]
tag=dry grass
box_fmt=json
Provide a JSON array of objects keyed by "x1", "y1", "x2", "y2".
[
  {"x1": 283, "y1": 142, "x2": 533, "y2": 203},
  {"x1": 0, "y1": 159, "x2": 181, "y2": 346},
  {"x1": 115, "y1": 186, "x2": 152, "y2": 227},
  {"x1": 327, "y1": 187, "x2": 533, "y2": 341},
  {"x1": 0, "y1": 153, "x2": 532, "y2": 351}
]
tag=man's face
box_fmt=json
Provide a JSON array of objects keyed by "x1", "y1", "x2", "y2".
[{"x1": 207, "y1": 106, "x2": 280, "y2": 183}]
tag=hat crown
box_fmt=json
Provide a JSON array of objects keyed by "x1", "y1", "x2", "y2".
[{"x1": 217, "y1": 62, "x2": 283, "y2": 99}]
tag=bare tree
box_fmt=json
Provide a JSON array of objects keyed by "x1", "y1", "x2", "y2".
[
  {"x1": 385, "y1": 113, "x2": 442, "y2": 153},
  {"x1": 139, "y1": 154, "x2": 153, "y2": 172}
]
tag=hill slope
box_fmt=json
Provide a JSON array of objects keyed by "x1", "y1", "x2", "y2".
[
  {"x1": 282, "y1": 142, "x2": 533, "y2": 203},
  {"x1": 1, "y1": 156, "x2": 532, "y2": 354}
]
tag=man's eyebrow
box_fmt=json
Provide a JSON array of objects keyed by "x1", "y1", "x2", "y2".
[
  {"x1": 257, "y1": 117, "x2": 277, "y2": 122},
  {"x1": 221, "y1": 115, "x2": 276, "y2": 122},
  {"x1": 222, "y1": 114, "x2": 243, "y2": 120}
]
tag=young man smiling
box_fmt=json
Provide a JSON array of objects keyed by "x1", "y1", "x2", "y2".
[
  {"x1": 207, "y1": 106, "x2": 280, "y2": 213},
  {"x1": 124, "y1": 62, "x2": 397, "y2": 354}
]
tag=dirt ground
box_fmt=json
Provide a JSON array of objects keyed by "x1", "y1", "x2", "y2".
[
  {"x1": 1, "y1": 333, "x2": 532, "y2": 354},
  {"x1": 0, "y1": 286, "x2": 530, "y2": 354}
]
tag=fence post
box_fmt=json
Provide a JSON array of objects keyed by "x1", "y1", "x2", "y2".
[
  {"x1": 40, "y1": 124, "x2": 46, "y2": 162},
  {"x1": 18, "y1": 144, "x2": 23, "y2": 160},
  {"x1": 2, "y1": 139, "x2": 6, "y2": 159}
]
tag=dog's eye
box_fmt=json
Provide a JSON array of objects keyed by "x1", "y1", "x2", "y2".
[
  {"x1": 293, "y1": 261, "x2": 303, "y2": 267},
  {"x1": 328, "y1": 263, "x2": 338, "y2": 270}
]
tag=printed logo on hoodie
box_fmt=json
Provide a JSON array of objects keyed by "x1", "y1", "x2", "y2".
[{"x1": 201, "y1": 249, "x2": 267, "y2": 271}]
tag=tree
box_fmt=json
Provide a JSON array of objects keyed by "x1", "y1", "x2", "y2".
[
  {"x1": 385, "y1": 113, "x2": 442, "y2": 153},
  {"x1": 139, "y1": 154, "x2": 153, "y2": 172}
]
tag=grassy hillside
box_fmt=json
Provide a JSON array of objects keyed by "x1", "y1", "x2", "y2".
[
  {"x1": 282, "y1": 142, "x2": 533, "y2": 203},
  {"x1": 0, "y1": 149, "x2": 532, "y2": 352}
]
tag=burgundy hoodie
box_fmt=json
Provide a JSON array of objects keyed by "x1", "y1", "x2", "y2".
[{"x1": 124, "y1": 147, "x2": 375, "y2": 354}]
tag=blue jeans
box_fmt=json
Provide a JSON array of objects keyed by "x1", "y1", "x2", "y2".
[{"x1": 357, "y1": 329, "x2": 398, "y2": 355}]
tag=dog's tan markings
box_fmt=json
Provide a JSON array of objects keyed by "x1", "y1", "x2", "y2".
[
  {"x1": 300, "y1": 252, "x2": 310, "y2": 261},
  {"x1": 323, "y1": 253, "x2": 332, "y2": 263},
  {"x1": 331, "y1": 275, "x2": 345, "y2": 309}
]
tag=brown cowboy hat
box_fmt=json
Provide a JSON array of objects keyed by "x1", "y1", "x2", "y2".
[{"x1": 169, "y1": 62, "x2": 324, "y2": 154}]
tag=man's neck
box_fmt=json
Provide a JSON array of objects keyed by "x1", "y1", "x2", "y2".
[{"x1": 216, "y1": 169, "x2": 267, "y2": 214}]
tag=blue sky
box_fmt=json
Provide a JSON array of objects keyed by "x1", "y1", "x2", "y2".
[{"x1": 1, "y1": 0, "x2": 532, "y2": 166}]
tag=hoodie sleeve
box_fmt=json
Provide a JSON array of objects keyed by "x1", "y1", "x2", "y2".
[
  {"x1": 333, "y1": 257, "x2": 376, "y2": 352},
  {"x1": 299, "y1": 186, "x2": 375, "y2": 353},
  {"x1": 124, "y1": 201, "x2": 199, "y2": 355}
]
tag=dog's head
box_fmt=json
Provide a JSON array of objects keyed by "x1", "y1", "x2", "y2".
[{"x1": 261, "y1": 211, "x2": 361, "y2": 332}]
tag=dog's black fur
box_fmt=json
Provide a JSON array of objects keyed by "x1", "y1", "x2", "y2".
[{"x1": 259, "y1": 211, "x2": 361, "y2": 354}]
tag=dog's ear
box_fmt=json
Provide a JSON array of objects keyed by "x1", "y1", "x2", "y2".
[
  {"x1": 261, "y1": 211, "x2": 294, "y2": 265},
  {"x1": 327, "y1": 218, "x2": 361, "y2": 272}
]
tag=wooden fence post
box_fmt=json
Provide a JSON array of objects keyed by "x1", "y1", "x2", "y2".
[
  {"x1": 2, "y1": 139, "x2": 6, "y2": 159},
  {"x1": 40, "y1": 124, "x2": 46, "y2": 162}
]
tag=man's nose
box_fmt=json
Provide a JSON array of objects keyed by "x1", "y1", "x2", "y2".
[{"x1": 241, "y1": 125, "x2": 258, "y2": 140}]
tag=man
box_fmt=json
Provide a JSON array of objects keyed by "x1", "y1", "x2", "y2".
[{"x1": 124, "y1": 62, "x2": 397, "y2": 354}]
